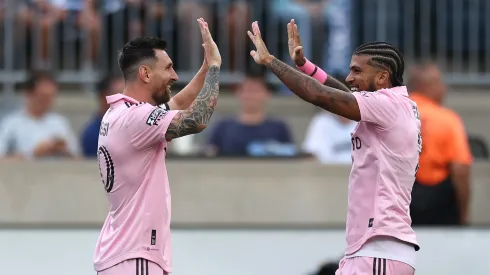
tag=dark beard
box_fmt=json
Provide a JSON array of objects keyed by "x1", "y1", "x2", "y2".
[
  {"x1": 367, "y1": 81, "x2": 377, "y2": 92},
  {"x1": 152, "y1": 90, "x2": 170, "y2": 106}
]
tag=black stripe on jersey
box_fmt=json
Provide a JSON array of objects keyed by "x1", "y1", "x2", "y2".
[
  {"x1": 141, "y1": 258, "x2": 144, "y2": 275},
  {"x1": 163, "y1": 102, "x2": 170, "y2": 110},
  {"x1": 146, "y1": 259, "x2": 149, "y2": 275},
  {"x1": 125, "y1": 102, "x2": 132, "y2": 108},
  {"x1": 373, "y1": 258, "x2": 376, "y2": 275},
  {"x1": 99, "y1": 145, "x2": 115, "y2": 192},
  {"x1": 382, "y1": 259, "x2": 386, "y2": 275},
  {"x1": 378, "y1": 258, "x2": 381, "y2": 275},
  {"x1": 136, "y1": 259, "x2": 139, "y2": 275}
]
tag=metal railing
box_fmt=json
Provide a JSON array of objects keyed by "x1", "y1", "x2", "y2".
[{"x1": 0, "y1": 0, "x2": 488, "y2": 96}]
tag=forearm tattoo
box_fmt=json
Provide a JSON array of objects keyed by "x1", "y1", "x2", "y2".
[
  {"x1": 324, "y1": 76, "x2": 351, "y2": 92},
  {"x1": 166, "y1": 66, "x2": 220, "y2": 138},
  {"x1": 265, "y1": 58, "x2": 358, "y2": 119}
]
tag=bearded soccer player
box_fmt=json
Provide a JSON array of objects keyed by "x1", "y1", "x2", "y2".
[
  {"x1": 247, "y1": 20, "x2": 421, "y2": 275},
  {"x1": 94, "y1": 18, "x2": 221, "y2": 275}
]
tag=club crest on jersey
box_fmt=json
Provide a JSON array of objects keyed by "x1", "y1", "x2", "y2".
[{"x1": 146, "y1": 108, "x2": 167, "y2": 126}]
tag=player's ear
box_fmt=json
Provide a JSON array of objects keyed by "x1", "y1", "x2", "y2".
[
  {"x1": 376, "y1": 70, "x2": 390, "y2": 86},
  {"x1": 139, "y1": 65, "x2": 151, "y2": 84}
]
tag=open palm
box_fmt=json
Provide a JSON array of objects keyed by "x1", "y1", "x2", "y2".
[
  {"x1": 287, "y1": 19, "x2": 306, "y2": 66},
  {"x1": 247, "y1": 21, "x2": 274, "y2": 65}
]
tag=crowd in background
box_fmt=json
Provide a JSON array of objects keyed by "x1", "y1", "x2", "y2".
[{"x1": 0, "y1": 0, "x2": 488, "y2": 235}]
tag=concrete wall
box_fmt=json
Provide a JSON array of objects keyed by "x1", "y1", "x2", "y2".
[{"x1": 0, "y1": 160, "x2": 488, "y2": 227}]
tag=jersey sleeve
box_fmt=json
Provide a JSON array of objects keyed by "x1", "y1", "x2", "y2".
[
  {"x1": 352, "y1": 91, "x2": 399, "y2": 129},
  {"x1": 126, "y1": 104, "x2": 179, "y2": 150}
]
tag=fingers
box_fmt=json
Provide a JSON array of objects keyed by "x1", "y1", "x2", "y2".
[
  {"x1": 197, "y1": 17, "x2": 211, "y2": 42},
  {"x1": 293, "y1": 23, "x2": 301, "y2": 45},
  {"x1": 287, "y1": 19, "x2": 293, "y2": 41},
  {"x1": 294, "y1": 46, "x2": 303, "y2": 54},
  {"x1": 247, "y1": 30, "x2": 256, "y2": 46},
  {"x1": 252, "y1": 21, "x2": 261, "y2": 38}
]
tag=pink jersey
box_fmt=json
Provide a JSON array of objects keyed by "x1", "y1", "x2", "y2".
[
  {"x1": 346, "y1": 86, "x2": 421, "y2": 255},
  {"x1": 93, "y1": 94, "x2": 178, "y2": 273}
]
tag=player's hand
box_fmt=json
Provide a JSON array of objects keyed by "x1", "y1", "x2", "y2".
[
  {"x1": 247, "y1": 21, "x2": 274, "y2": 65},
  {"x1": 287, "y1": 19, "x2": 306, "y2": 66},
  {"x1": 197, "y1": 18, "x2": 221, "y2": 67}
]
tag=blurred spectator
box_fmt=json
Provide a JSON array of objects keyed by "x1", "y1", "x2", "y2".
[
  {"x1": 60, "y1": 0, "x2": 101, "y2": 67},
  {"x1": 81, "y1": 74, "x2": 124, "y2": 158},
  {"x1": 0, "y1": 71, "x2": 80, "y2": 159},
  {"x1": 310, "y1": 260, "x2": 339, "y2": 275},
  {"x1": 16, "y1": 0, "x2": 66, "y2": 69},
  {"x1": 204, "y1": 73, "x2": 294, "y2": 157},
  {"x1": 303, "y1": 111, "x2": 357, "y2": 164},
  {"x1": 272, "y1": 0, "x2": 351, "y2": 76},
  {"x1": 103, "y1": 0, "x2": 166, "y2": 72},
  {"x1": 176, "y1": 0, "x2": 248, "y2": 70},
  {"x1": 408, "y1": 62, "x2": 472, "y2": 226}
]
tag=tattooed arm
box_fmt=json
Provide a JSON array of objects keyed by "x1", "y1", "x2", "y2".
[
  {"x1": 165, "y1": 66, "x2": 220, "y2": 140},
  {"x1": 323, "y1": 75, "x2": 351, "y2": 92},
  {"x1": 267, "y1": 58, "x2": 361, "y2": 121}
]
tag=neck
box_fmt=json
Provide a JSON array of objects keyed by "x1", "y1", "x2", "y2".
[
  {"x1": 238, "y1": 111, "x2": 265, "y2": 125},
  {"x1": 123, "y1": 82, "x2": 156, "y2": 105}
]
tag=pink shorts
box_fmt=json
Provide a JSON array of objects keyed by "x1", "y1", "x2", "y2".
[
  {"x1": 97, "y1": 258, "x2": 167, "y2": 275},
  {"x1": 336, "y1": 257, "x2": 414, "y2": 275}
]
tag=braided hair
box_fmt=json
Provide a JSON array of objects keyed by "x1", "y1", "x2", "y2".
[{"x1": 353, "y1": 42, "x2": 405, "y2": 87}]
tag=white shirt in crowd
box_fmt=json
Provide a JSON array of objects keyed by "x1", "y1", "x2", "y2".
[{"x1": 302, "y1": 111, "x2": 357, "y2": 164}]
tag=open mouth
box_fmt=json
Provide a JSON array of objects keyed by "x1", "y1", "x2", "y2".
[{"x1": 350, "y1": 87, "x2": 359, "y2": 92}]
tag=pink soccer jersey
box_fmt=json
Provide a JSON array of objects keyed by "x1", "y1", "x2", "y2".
[
  {"x1": 93, "y1": 94, "x2": 179, "y2": 273},
  {"x1": 346, "y1": 86, "x2": 421, "y2": 255}
]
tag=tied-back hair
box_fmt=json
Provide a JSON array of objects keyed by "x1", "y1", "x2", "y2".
[{"x1": 354, "y1": 42, "x2": 405, "y2": 87}]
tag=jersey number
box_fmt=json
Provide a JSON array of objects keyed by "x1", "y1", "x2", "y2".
[{"x1": 97, "y1": 145, "x2": 115, "y2": 193}]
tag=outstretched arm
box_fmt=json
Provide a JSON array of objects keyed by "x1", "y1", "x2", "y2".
[
  {"x1": 165, "y1": 65, "x2": 220, "y2": 139},
  {"x1": 165, "y1": 18, "x2": 222, "y2": 140},
  {"x1": 266, "y1": 57, "x2": 360, "y2": 121},
  {"x1": 167, "y1": 64, "x2": 207, "y2": 110},
  {"x1": 296, "y1": 58, "x2": 351, "y2": 92},
  {"x1": 287, "y1": 19, "x2": 350, "y2": 93}
]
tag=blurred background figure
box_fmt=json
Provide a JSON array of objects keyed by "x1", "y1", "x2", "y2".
[
  {"x1": 177, "y1": 0, "x2": 249, "y2": 71},
  {"x1": 0, "y1": 71, "x2": 79, "y2": 159},
  {"x1": 16, "y1": 0, "x2": 65, "y2": 69},
  {"x1": 204, "y1": 72, "x2": 294, "y2": 157},
  {"x1": 80, "y1": 74, "x2": 124, "y2": 158},
  {"x1": 408, "y1": 62, "x2": 472, "y2": 226},
  {"x1": 272, "y1": 0, "x2": 351, "y2": 78},
  {"x1": 302, "y1": 111, "x2": 357, "y2": 164},
  {"x1": 310, "y1": 260, "x2": 340, "y2": 275}
]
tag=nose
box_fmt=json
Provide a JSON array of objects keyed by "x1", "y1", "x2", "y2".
[
  {"x1": 345, "y1": 73, "x2": 354, "y2": 85},
  {"x1": 171, "y1": 69, "x2": 179, "y2": 82}
]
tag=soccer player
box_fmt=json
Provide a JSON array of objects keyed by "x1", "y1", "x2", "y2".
[
  {"x1": 247, "y1": 20, "x2": 421, "y2": 275},
  {"x1": 94, "y1": 18, "x2": 221, "y2": 275}
]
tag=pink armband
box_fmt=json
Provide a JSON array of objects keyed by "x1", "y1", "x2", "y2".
[{"x1": 297, "y1": 58, "x2": 328, "y2": 83}]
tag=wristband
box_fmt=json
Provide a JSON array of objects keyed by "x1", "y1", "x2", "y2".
[{"x1": 297, "y1": 58, "x2": 328, "y2": 83}]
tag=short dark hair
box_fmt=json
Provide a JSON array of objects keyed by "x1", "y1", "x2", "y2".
[
  {"x1": 117, "y1": 37, "x2": 167, "y2": 80},
  {"x1": 24, "y1": 71, "x2": 56, "y2": 93},
  {"x1": 353, "y1": 42, "x2": 405, "y2": 86}
]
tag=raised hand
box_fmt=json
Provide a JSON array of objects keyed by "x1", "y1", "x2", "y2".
[
  {"x1": 287, "y1": 19, "x2": 306, "y2": 66},
  {"x1": 197, "y1": 18, "x2": 221, "y2": 67},
  {"x1": 247, "y1": 21, "x2": 274, "y2": 65}
]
